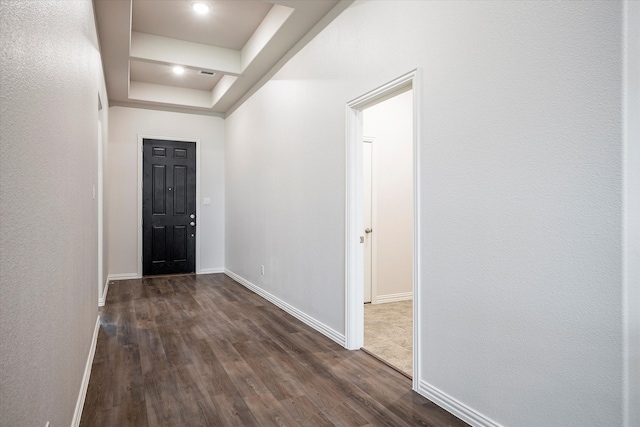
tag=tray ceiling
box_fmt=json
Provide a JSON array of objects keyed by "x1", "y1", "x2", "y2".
[{"x1": 94, "y1": 0, "x2": 349, "y2": 116}]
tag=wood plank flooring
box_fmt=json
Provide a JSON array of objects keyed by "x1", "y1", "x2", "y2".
[{"x1": 80, "y1": 274, "x2": 468, "y2": 427}]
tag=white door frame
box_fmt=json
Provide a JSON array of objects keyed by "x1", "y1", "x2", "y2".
[
  {"x1": 137, "y1": 135, "x2": 202, "y2": 278},
  {"x1": 344, "y1": 69, "x2": 422, "y2": 391}
]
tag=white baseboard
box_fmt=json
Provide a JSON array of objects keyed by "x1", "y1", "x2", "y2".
[
  {"x1": 198, "y1": 268, "x2": 225, "y2": 274},
  {"x1": 224, "y1": 269, "x2": 345, "y2": 347},
  {"x1": 71, "y1": 315, "x2": 100, "y2": 427},
  {"x1": 98, "y1": 278, "x2": 110, "y2": 307},
  {"x1": 107, "y1": 273, "x2": 140, "y2": 281},
  {"x1": 374, "y1": 291, "x2": 413, "y2": 304},
  {"x1": 418, "y1": 380, "x2": 503, "y2": 427}
]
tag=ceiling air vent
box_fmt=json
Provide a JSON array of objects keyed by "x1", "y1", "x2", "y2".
[{"x1": 198, "y1": 70, "x2": 216, "y2": 77}]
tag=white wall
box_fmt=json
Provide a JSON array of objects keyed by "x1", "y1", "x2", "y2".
[
  {"x1": 364, "y1": 89, "x2": 413, "y2": 300},
  {"x1": 225, "y1": 1, "x2": 634, "y2": 426},
  {"x1": 0, "y1": 1, "x2": 106, "y2": 426},
  {"x1": 108, "y1": 107, "x2": 225, "y2": 276},
  {"x1": 623, "y1": 2, "x2": 640, "y2": 424}
]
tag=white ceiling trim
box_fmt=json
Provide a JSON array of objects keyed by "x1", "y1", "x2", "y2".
[
  {"x1": 129, "y1": 81, "x2": 213, "y2": 108},
  {"x1": 241, "y1": 5, "x2": 295, "y2": 70},
  {"x1": 110, "y1": 101, "x2": 225, "y2": 118},
  {"x1": 130, "y1": 32, "x2": 242, "y2": 75},
  {"x1": 211, "y1": 75, "x2": 239, "y2": 107}
]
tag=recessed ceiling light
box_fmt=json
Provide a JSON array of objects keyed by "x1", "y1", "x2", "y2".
[
  {"x1": 172, "y1": 66, "x2": 185, "y2": 75},
  {"x1": 192, "y1": 2, "x2": 210, "y2": 15}
]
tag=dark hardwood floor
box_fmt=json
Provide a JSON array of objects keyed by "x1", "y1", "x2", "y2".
[{"x1": 80, "y1": 274, "x2": 468, "y2": 426}]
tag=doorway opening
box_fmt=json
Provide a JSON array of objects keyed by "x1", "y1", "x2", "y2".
[
  {"x1": 362, "y1": 88, "x2": 414, "y2": 377},
  {"x1": 137, "y1": 136, "x2": 201, "y2": 277},
  {"x1": 345, "y1": 69, "x2": 421, "y2": 390},
  {"x1": 97, "y1": 96, "x2": 105, "y2": 306}
]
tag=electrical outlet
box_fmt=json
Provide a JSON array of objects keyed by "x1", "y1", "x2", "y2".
[{"x1": 261, "y1": 265, "x2": 265, "y2": 275}]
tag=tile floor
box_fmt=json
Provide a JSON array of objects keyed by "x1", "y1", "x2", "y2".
[{"x1": 363, "y1": 300, "x2": 413, "y2": 376}]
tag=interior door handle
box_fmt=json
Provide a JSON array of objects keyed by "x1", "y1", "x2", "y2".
[
  {"x1": 190, "y1": 222, "x2": 196, "y2": 226},
  {"x1": 365, "y1": 228, "x2": 372, "y2": 233}
]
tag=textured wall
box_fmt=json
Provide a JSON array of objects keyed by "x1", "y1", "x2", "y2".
[
  {"x1": 0, "y1": 1, "x2": 105, "y2": 426},
  {"x1": 225, "y1": 1, "x2": 628, "y2": 425},
  {"x1": 623, "y1": 2, "x2": 640, "y2": 425},
  {"x1": 108, "y1": 107, "x2": 225, "y2": 276}
]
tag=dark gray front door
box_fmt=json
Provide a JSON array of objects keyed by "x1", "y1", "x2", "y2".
[{"x1": 142, "y1": 139, "x2": 196, "y2": 276}]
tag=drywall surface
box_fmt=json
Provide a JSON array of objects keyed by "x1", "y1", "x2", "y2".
[
  {"x1": 624, "y1": 2, "x2": 640, "y2": 426},
  {"x1": 108, "y1": 107, "x2": 225, "y2": 276},
  {"x1": 225, "y1": 1, "x2": 628, "y2": 425},
  {"x1": 0, "y1": 1, "x2": 105, "y2": 426},
  {"x1": 363, "y1": 90, "x2": 413, "y2": 300},
  {"x1": 225, "y1": 88, "x2": 347, "y2": 333}
]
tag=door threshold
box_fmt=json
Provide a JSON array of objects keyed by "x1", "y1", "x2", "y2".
[
  {"x1": 360, "y1": 347, "x2": 412, "y2": 380},
  {"x1": 142, "y1": 272, "x2": 196, "y2": 279}
]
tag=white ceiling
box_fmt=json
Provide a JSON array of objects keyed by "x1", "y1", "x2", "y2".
[
  {"x1": 132, "y1": 0, "x2": 273, "y2": 50},
  {"x1": 94, "y1": 0, "x2": 350, "y2": 117}
]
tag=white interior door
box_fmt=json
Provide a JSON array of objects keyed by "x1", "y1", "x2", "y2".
[{"x1": 363, "y1": 138, "x2": 373, "y2": 303}]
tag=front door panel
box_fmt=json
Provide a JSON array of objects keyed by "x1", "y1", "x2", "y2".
[{"x1": 143, "y1": 139, "x2": 196, "y2": 275}]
